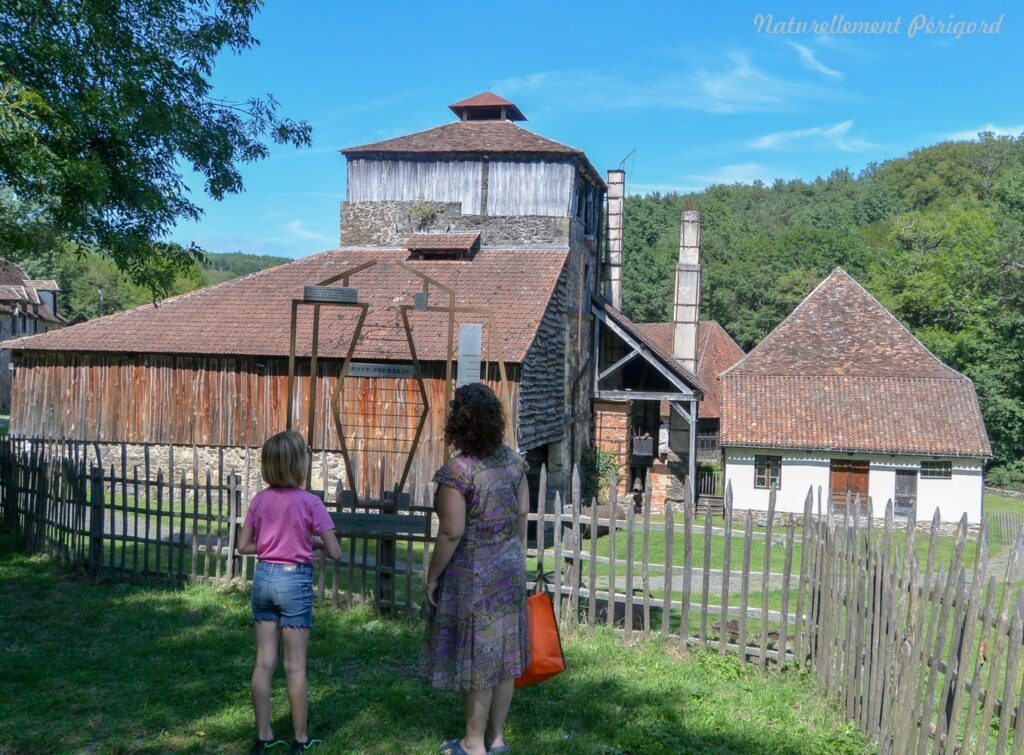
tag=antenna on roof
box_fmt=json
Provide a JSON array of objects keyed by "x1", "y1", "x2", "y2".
[{"x1": 618, "y1": 148, "x2": 636, "y2": 169}]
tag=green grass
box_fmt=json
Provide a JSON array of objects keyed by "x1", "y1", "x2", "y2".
[
  {"x1": 0, "y1": 532, "x2": 874, "y2": 754},
  {"x1": 985, "y1": 490, "x2": 1024, "y2": 517}
]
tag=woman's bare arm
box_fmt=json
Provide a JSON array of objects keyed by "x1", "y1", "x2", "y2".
[
  {"x1": 424, "y1": 485, "x2": 467, "y2": 606},
  {"x1": 517, "y1": 475, "x2": 529, "y2": 547}
]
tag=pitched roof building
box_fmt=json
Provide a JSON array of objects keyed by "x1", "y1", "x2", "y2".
[
  {"x1": 0, "y1": 259, "x2": 63, "y2": 413},
  {"x1": 9, "y1": 94, "x2": 608, "y2": 506},
  {"x1": 720, "y1": 268, "x2": 990, "y2": 523}
]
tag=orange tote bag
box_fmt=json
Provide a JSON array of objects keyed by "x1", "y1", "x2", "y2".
[{"x1": 515, "y1": 590, "x2": 566, "y2": 688}]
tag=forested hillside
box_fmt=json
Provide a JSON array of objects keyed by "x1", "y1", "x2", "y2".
[
  {"x1": 12, "y1": 245, "x2": 289, "y2": 321},
  {"x1": 623, "y1": 134, "x2": 1024, "y2": 479}
]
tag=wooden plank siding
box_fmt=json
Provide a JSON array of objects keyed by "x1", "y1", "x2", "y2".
[{"x1": 11, "y1": 351, "x2": 522, "y2": 488}]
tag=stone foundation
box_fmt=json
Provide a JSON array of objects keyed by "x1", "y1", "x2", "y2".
[{"x1": 86, "y1": 443, "x2": 348, "y2": 506}]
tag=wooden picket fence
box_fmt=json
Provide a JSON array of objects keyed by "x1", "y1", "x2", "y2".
[
  {"x1": 530, "y1": 466, "x2": 1024, "y2": 754},
  {"x1": 6, "y1": 437, "x2": 1024, "y2": 752},
  {"x1": 0, "y1": 438, "x2": 430, "y2": 612}
]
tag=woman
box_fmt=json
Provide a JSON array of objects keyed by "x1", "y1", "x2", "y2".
[{"x1": 423, "y1": 383, "x2": 530, "y2": 755}]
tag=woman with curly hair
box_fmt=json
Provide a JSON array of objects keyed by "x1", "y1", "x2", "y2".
[{"x1": 422, "y1": 383, "x2": 530, "y2": 755}]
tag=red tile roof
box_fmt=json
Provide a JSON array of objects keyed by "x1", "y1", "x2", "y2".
[
  {"x1": 0, "y1": 260, "x2": 29, "y2": 286},
  {"x1": 342, "y1": 120, "x2": 604, "y2": 188},
  {"x1": 343, "y1": 120, "x2": 578, "y2": 156},
  {"x1": 407, "y1": 232, "x2": 480, "y2": 253},
  {"x1": 12, "y1": 249, "x2": 568, "y2": 363},
  {"x1": 449, "y1": 92, "x2": 526, "y2": 121},
  {"x1": 635, "y1": 321, "x2": 745, "y2": 419},
  {"x1": 720, "y1": 269, "x2": 991, "y2": 457}
]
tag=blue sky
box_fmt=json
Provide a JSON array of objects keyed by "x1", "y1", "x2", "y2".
[{"x1": 171, "y1": 0, "x2": 1023, "y2": 259}]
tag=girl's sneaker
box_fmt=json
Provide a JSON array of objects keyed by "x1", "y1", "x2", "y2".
[
  {"x1": 291, "y1": 736, "x2": 323, "y2": 753},
  {"x1": 250, "y1": 739, "x2": 287, "y2": 754}
]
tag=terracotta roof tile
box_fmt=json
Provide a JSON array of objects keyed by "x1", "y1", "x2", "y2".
[
  {"x1": 0, "y1": 260, "x2": 29, "y2": 286},
  {"x1": 343, "y1": 120, "x2": 580, "y2": 156},
  {"x1": 636, "y1": 321, "x2": 745, "y2": 419},
  {"x1": 720, "y1": 269, "x2": 991, "y2": 457},
  {"x1": 12, "y1": 249, "x2": 568, "y2": 363},
  {"x1": 407, "y1": 232, "x2": 480, "y2": 252},
  {"x1": 342, "y1": 120, "x2": 605, "y2": 189}
]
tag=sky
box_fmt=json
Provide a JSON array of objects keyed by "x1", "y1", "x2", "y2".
[{"x1": 170, "y1": 0, "x2": 1024, "y2": 259}]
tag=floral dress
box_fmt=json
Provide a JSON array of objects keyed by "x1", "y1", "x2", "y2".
[{"x1": 423, "y1": 445, "x2": 530, "y2": 691}]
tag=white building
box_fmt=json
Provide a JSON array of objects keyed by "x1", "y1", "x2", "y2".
[{"x1": 720, "y1": 269, "x2": 991, "y2": 523}]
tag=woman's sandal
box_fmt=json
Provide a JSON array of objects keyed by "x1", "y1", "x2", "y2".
[{"x1": 439, "y1": 739, "x2": 471, "y2": 755}]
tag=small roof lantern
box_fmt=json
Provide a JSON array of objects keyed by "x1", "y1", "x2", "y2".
[{"x1": 449, "y1": 92, "x2": 526, "y2": 121}]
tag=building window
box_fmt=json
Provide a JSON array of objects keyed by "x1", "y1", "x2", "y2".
[
  {"x1": 921, "y1": 461, "x2": 952, "y2": 479},
  {"x1": 754, "y1": 455, "x2": 781, "y2": 489}
]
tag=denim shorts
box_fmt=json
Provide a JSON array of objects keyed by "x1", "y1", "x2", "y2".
[{"x1": 251, "y1": 561, "x2": 314, "y2": 629}]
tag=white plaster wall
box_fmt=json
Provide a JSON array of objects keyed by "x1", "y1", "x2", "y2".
[{"x1": 724, "y1": 448, "x2": 985, "y2": 523}]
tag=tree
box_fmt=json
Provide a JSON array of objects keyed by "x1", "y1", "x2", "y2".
[{"x1": 0, "y1": 0, "x2": 311, "y2": 295}]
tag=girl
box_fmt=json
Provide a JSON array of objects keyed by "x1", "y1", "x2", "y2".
[{"x1": 237, "y1": 431, "x2": 341, "y2": 755}]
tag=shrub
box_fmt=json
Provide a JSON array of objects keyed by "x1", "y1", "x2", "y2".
[
  {"x1": 988, "y1": 459, "x2": 1024, "y2": 491},
  {"x1": 581, "y1": 447, "x2": 619, "y2": 504},
  {"x1": 410, "y1": 200, "x2": 438, "y2": 228}
]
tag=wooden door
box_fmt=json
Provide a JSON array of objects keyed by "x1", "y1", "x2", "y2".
[
  {"x1": 830, "y1": 460, "x2": 870, "y2": 503},
  {"x1": 894, "y1": 469, "x2": 917, "y2": 513}
]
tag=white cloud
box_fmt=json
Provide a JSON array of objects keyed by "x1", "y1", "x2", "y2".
[
  {"x1": 494, "y1": 53, "x2": 831, "y2": 115},
  {"x1": 945, "y1": 124, "x2": 1024, "y2": 141},
  {"x1": 788, "y1": 42, "x2": 844, "y2": 79},
  {"x1": 748, "y1": 120, "x2": 877, "y2": 152},
  {"x1": 629, "y1": 163, "x2": 796, "y2": 195},
  {"x1": 286, "y1": 220, "x2": 334, "y2": 244}
]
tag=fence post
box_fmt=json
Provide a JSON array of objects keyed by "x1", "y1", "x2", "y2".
[
  {"x1": 89, "y1": 467, "x2": 105, "y2": 575},
  {"x1": 226, "y1": 473, "x2": 240, "y2": 579}
]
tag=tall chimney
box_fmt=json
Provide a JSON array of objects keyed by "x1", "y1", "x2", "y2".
[
  {"x1": 672, "y1": 209, "x2": 701, "y2": 374},
  {"x1": 605, "y1": 169, "x2": 625, "y2": 309}
]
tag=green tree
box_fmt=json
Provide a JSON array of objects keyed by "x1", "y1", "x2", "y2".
[{"x1": 0, "y1": 0, "x2": 311, "y2": 295}]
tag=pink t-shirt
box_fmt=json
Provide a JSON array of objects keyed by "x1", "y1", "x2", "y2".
[{"x1": 243, "y1": 487, "x2": 335, "y2": 564}]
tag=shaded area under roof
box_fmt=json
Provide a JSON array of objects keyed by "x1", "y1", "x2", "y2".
[{"x1": 635, "y1": 321, "x2": 745, "y2": 420}]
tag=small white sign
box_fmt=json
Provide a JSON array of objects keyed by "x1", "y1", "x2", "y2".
[
  {"x1": 304, "y1": 286, "x2": 358, "y2": 303},
  {"x1": 348, "y1": 362, "x2": 415, "y2": 379},
  {"x1": 456, "y1": 324, "x2": 483, "y2": 387}
]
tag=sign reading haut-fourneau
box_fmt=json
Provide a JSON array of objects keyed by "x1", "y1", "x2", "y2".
[{"x1": 347, "y1": 363, "x2": 415, "y2": 379}]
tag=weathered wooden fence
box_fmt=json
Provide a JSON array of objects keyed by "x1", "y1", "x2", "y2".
[
  {"x1": 0, "y1": 438, "x2": 431, "y2": 611},
  {"x1": 528, "y1": 467, "x2": 1024, "y2": 755},
  {"x1": 5, "y1": 438, "x2": 1024, "y2": 753}
]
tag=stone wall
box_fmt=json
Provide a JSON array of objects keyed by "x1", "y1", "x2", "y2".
[
  {"x1": 340, "y1": 200, "x2": 570, "y2": 248},
  {"x1": 89, "y1": 443, "x2": 349, "y2": 507}
]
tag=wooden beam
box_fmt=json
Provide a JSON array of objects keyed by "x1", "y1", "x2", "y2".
[
  {"x1": 594, "y1": 390, "x2": 698, "y2": 401},
  {"x1": 597, "y1": 349, "x2": 639, "y2": 382},
  {"x1": 670, "y1": 401, "x2": 691, "y2": 424},
  {"x1": 592, "y1": 304, "x2": 700, "y2": 395}
]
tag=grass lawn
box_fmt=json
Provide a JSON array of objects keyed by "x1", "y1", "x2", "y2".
[
  {"x1": 0, "y1": 533, "x2": 874, "y2": 754},
  {"x1": 985, "y1": 490, "x2": 1024, "y2": 516}
]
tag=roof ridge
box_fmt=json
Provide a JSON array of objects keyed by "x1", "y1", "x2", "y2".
[
  {"x1": 835, "y1": 268, "x2": 966, "y2": 380},
  {"x1": 720, "y1": 270, "x2": 840, "y2": 378}
]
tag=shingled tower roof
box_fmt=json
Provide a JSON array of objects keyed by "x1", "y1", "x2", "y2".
[{"x1": 720, "y1": 269, "x2": 991, "y2": 457}]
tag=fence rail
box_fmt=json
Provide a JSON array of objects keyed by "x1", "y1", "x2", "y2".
[{"x1": 4, "y1": 438, "x2": 1024, "y2": 753}]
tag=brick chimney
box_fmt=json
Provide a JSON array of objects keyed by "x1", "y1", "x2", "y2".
[
  {"x1": 672, "y1": 209, "x2": 701, "y2": 374},
  {"x1": 606, "y1": 169, "x2": 625, "y2": 309}
]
